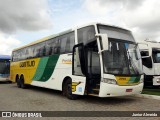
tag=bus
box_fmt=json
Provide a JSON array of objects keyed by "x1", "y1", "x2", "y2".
[
  {"x1": 138, "y1": 39, "x2": 160, "y2": 87},
  {"x1": 10, "y1": 23, "x2": 144, "y2": 99},
  {"x1": 0, "y1": 55, "x2": 10, "y2": 82}
]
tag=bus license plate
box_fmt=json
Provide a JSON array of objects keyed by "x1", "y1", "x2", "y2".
[{"x1": 126, "y1": 89, "x2": 132, "y2": 92}]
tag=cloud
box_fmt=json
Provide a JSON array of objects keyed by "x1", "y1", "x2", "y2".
[
  {"x1": 0, "y1": 0, "x2": 53, "y2": 34},
  {"x1": 123, "y1": 0, "x2": 160, "y2": 30},
  {"x1": 122, "y1": 0, "x2": 160, "y2": 41},
  {"x1": 0, "y1": 33, "x2": 21, "y2": 55},
  {"x1": 84, "y1": 0, "x2": 160, "y2": 42},
  {"x1": 84, "y1": 0, "x2": 145, "y2": 15}
]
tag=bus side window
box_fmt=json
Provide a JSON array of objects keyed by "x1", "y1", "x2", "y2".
[
  {"x1": 65, "y1": 32, "x2": 75, "y2": 53},
  {"x1": 32, "y1": 44, "x2": 38, "y2": 58},
  {"x1": 142, "y1": 57, "x2": 152, "y2": 68},
  {"x1": 49, "y1": 47, "x2": 52, "y2": 55},
  {"x1": 28, "y1": 46, "x2": 35, "y2": 59},
  {"x1": 78, "y1": 26, "x2": 95, "y2": 45},
  {"x1": 54, "y1": 39, "x2": 60, "y2": 54},
  {"x1": 42, "y1": 46, "x2": 46, "y2": 56},
  {"x1": 54, "y1": 47, "x2": 60, "y2": 54},
  {"x1": 45, "y1": 37, "x2": 59, "y2": 55},
  {"x1": 60, "y1": 35, "x2": 67, "y2": 54},
  {"x1": 36, "y1": 42, "x2": 45, "y2": 57},
  {"x1": 46, "y1": 38, "x2": 53, "y2": 56},
  {"x1": 59, "y1": 32, "x2": 75, "y2": 54},
  {"x1": 35, "y1": 45, "x2": 41, "y2": 57},
  {"x1": 12, "y1": 52, "x2": 15, "y2": 61}
]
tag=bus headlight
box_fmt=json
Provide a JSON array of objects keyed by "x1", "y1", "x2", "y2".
[
  {"x1": 156, "y1": 78, "x2": 160, "y2": 83},
  {"x1": 101, "y1": 78, "x2": 117, "y2": 85}
]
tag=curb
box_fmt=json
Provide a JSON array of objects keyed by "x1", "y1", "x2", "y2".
[{"x1": 134, "y1": 94, "x2": 160, "y2": 100}]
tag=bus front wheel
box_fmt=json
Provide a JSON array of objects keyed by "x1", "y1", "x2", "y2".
[{"x1": 63, "y1": 79, "x2": 78, "y2": 100}]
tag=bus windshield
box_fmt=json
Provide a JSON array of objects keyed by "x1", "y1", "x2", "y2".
[
  {"x1": 152, "y1": 48, "x2": 160, "y2": 63},
  {"x1": 102, "y1": 40, "x2": 143, "y2": 75},
  {"x1": 0, "y1": 59, "x2": 10, "y2": 74},
  {"x1": 98, "y1": 25, "x2": 143, "y2": 75}
]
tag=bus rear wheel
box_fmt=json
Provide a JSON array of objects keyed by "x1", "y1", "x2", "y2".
[
  {"x1": 20, "y1": 76, "x2": 26, "y2": 89},
  {"x1": 17, "y1": 78, "x2": 21, "y2": 88},
  {"x1": 63, "y1": 79, "x2": 78, "y2": 100}
]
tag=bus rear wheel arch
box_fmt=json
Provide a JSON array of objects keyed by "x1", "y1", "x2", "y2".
[{"x1": 62, "y1": 77, "x2": 78, "y2": 100}]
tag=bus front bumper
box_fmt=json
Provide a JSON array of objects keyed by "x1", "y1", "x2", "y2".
[{"x1": 99, "y1": 82, "x2": 143, "y2": 97}]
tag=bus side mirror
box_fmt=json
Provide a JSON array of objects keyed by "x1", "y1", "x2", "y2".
[
  {"x1": 137, "y1": 42, "x2": 152, "y2": 58},
  {"x1": 96, "y1": 34, "x2": 109, "y2": 52}
]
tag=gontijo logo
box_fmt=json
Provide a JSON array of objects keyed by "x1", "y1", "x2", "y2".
[
  {"x1": 118, "y1": 78, "x2": 126, "y2": 80},
  {"x1": 19, "y1": 60, "x2": 35, "y2": 67}
]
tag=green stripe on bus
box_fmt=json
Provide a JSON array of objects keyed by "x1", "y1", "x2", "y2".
[
  {"x1": 33, "y1": 54, "x2": 60, "y2": 82},
  {"x1": 32, "y1": 57, "x2": 49, "y2": 80},
  {"x1": 127, "y1": 76, "x2": 140, "y2": 83},
  {"x1": 39, "y1": 54, "x2": 59, "y2": 82}
]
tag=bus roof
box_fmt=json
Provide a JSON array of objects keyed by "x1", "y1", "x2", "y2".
[
  {"x1": 13, "y1": 22, "x2": 130, "y2": 51},
  {"x1": 0, "y1": 55, "x2": 10, "y2": 59}
]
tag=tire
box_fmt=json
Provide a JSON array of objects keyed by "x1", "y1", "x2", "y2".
[
  {"x1": 20, "y1": 76, "x2": 26, "y2": 89},
  {"x1": 17, "y1": 78, "x2": 21, "y2": 88},
  {"x1": 63, "y1": 79, "x2": 78, "y2": 100}
]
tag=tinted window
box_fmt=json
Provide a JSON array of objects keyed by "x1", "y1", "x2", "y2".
[
  {"x1": 142, "y1": 57, "x2": 152, "y2": 68},
  {"x1": 65, "y1": 32, "x2": 75, "y2": 52},
  {"x1": 46, "y1": 38, "x2": 57, "y2": 56},
  {"x1": 59, "y1": 32, "x2": 75, "y2": 53},
  {"x1": 54, "y1": 39, "x2": 61, "y2": 54},
  {"x1": 0, "y1": 59, "x2": 10, "y2": 74},
  {"x1": 12, "y1": 32, "x2": 75, "y2": 61},
  {"x1": 98, "y1": 25, "x2": 135, "y2": 42},
  {"x1": 152, "y1": 49, "x2": 160, "y2": 63},
  {"x1": 78, "y1": 26, "x2": 95, "y2": 45},
  {"x1": 60, "y1": 35, "x2": 68, "y2": 54}
]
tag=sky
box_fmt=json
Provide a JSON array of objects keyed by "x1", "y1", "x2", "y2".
[{"x1": 0, "y1": 0, "x2": 160, "y2": 55}]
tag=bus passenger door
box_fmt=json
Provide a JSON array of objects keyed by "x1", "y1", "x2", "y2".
[{"x1": 72, "y1": 43, "x2": 87, "y2": 95}]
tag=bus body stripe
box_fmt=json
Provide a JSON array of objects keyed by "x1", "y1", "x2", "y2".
[
  {"x1": 32, "y1": 54, "x2": 60, "y2": 82},
  {"x1": 116, "y1": 76, "x2": 140, "y2": 85},
  {"x1": 32, "y1": 57, "x2": 49, "y2": 80},
  {"x1": 127, "y1": 76, "x2": 140, "y2": 84}
]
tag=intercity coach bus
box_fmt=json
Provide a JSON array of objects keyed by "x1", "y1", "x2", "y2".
[
  {"x1": 10, "y1": 23, "x2": 144, "y2": 99},
  {"x1": 0, "y1": 55, "x2": 10, "y2": 82}
]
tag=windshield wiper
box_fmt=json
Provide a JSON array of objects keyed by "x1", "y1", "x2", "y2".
[{"x1": 126, "y1": 50, "x2": 139, "y2": 74}]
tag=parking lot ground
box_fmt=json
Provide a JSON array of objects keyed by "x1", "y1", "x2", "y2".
[{"x1": 0, "y1": 82, "x2": 160, "y2": 120}]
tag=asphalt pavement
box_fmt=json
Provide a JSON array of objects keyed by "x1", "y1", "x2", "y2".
[{"x1": 0, "y1": 82, "x2": 159, "y2": 120}]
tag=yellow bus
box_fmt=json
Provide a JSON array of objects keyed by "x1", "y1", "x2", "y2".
[{"x1": 10, "y1": 23, "x2": 144, "y2": 99}]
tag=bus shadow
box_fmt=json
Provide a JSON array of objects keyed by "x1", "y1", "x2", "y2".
[
  {"x1": 0, "y1": 81, "x2": 12, "y2": 84},
  {"x1": 13, "y1": 84, "x2": 63, "y2": 96},
  {"x1": 80, "y1": 95, "x2": 137, "y2": 105}
]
